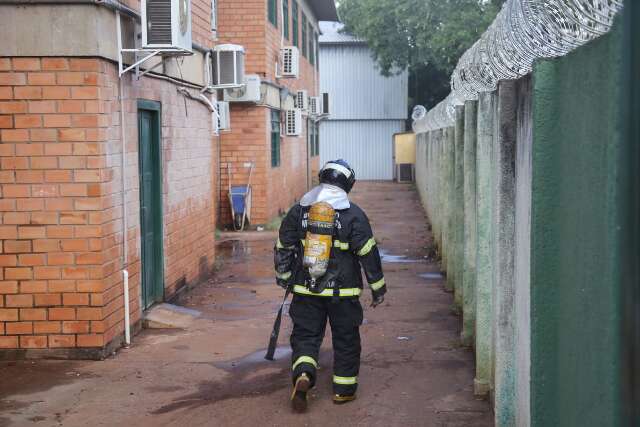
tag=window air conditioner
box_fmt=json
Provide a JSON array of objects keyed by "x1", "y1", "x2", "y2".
[
  {"x1": 142, "y1": 0, "x2": 192, "y2": 51},
  {"x1": 296, "y1": 90, "x2": 308, "y2": 110},
  {"x1": 212, "y1": 44, "x2": 245, "y2": 88},
  {"x1": 286, "y1": 109, "x2": 302, "y2": 136},
  {"x1": 223, "y1": 74, "x2": 261, "y2": 103},
  {"x1": 309, "y1": 96, "x2": 322, "y2": 116},
  {"x1": 281, "y1": 47, "x2": 300, "y2": 78},
  {"x1": 216, "y1": 101, "x2": 230, "y2": 131}
]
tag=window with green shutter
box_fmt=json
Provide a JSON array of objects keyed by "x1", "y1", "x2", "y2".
[
  {"x1": 308, "y1": 22, "x2": 315, "y2": 65},
  {"x1": 315, "y1": 32, "x2": 319, "y2": 70},
  {"x1": 271, "y1": 110, "x2": 281, "y2": 167},
  {"x1": 301, "y1": 13, "x2": 307, "y2": 57},
  {"x1": 283, "y1": 0, "x2": 289, "y2": 39},
  {"x1": 268, "y1": 0, "x2": 278, "y2": 28},
  {"x1": 292, "y1": 1, "x2": 298, "y2": 47}
]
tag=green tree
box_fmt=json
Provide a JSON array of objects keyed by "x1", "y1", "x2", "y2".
[{"x1": 339, "y1": 0, "x2": 503, "y2": 109}]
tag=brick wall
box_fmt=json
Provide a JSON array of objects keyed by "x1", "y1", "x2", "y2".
[
  {"x1": 216, "y1": 0, "x2": 322, "y2": 226},
  {"x1": 0, "y1": 57, "x2": 216, "y2": 356}
]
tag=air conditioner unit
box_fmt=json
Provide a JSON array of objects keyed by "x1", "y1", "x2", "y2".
[
  {"x1": 285, "y1": 109, "x2": 302, "y2": 136},
  {"x1": 280, "y1": 47, "x2": 300, "y2": 78},
  {"x1": 224, "y1": 74, "x2": 261, "y2": 103},
  {"x1": 216, "y1": 101, "x2": 230, "y2": 131},
  {"x1": 142, "y1": 0, "x2": 192, "y2": 51},
  {"x1": 212, "y1": 44, "x2": 245, "y2": 88},
  {"x1": 396, "y1": 164, "x2": 415, "y2": 183},
  {"x1": 295, "y1": 90, "x2": 308, "y2": 110},
  {"x1": 309, "y1": 96, "x2": 322, "y2": 116}
]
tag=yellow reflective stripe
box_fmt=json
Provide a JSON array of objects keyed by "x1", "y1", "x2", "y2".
[
  {"x1": 333, "y1": 240, "x2": 349, "y2": 250},
  {"x1": 276, "y1": 271, "x2": 292, "y2": 280},
  {"x1": 292, "y1": 285, "x2": 361, "y2": 297},
  {"x1": 292, "y1": 356, "x2": 318, "y2": 371},
  {"x1": 301, "y1": 239, "x2": 306, "y2": 247},
  {"x1": 277, "y1": 239, "x2": 296, "y2": 249},
  {"x1": 357, "y1": 238, "x2": 376, "y2": 256},
  {"x1": 333, "y1": 375, "x2": 357, "y2": 385},
  {"x1": 370, "y1": 277, "x2": 385, "y2": 291}
]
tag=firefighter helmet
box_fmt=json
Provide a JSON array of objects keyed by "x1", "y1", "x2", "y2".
[{"x1": 319, "y1": 159, "x2": 356, "y2": 193}]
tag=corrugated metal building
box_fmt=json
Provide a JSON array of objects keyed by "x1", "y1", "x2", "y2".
[{"x1": 319, "y1": 22, "x2": 408, "y2": 180}]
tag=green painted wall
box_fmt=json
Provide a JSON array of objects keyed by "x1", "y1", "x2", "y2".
[{"x1": 530, "y1": 18, "x2": 627, "y2": 426}]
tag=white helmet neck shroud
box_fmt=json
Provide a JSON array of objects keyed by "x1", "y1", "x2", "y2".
[{"x1": 300, "y1": 184, "x2": 350, "y2": 210}]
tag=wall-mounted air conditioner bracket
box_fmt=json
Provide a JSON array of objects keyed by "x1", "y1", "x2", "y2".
[{"x1": 116, "y1": 11, "x2": 193, "y2": 80}]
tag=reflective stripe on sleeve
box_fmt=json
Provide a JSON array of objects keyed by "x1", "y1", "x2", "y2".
[
  {"x1": 333, "y1": 240, "x2": 349, "y2": 250},
  {"x1": 333, "y1": 375, "x2": 357, "y2": 385},
  {"x1": 370, "y1": 277, "x2": 385, "y2": 291},
  {"x1": 276, "y1": 271, "x2": 292, "y2": 280},
  {"x1": 276, "y1": 239, "x2": 295, "y2": 249},
  {"x1": 293, "y1": 285, "x2": 361, "y2": 297},
  {"x1": 357, "y1": 238, "x2": 376, "y2": 256},
  {"x1": 292, "y1": 356, "x2": 318, "y2": 371}
]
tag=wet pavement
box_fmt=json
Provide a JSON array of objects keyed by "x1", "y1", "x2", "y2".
[{"x1": 0, "y1": 182, "x2": 491, "y2": 427}]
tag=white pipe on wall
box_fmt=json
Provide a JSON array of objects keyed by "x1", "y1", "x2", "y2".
[{"x1": 117, "y1": 11, "x2": 131, "y2": 347}]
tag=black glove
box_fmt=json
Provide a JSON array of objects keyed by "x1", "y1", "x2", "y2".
[
  {"x1": 371, "y1": 294, "x2": 384, "y2": 308},
  {"x1": 276, "y1": 276, "x2": 292, "y2": 290}
]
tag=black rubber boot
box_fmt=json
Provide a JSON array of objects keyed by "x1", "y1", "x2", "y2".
[
  {"x1": 332, "y1": 393, "x2": 357, "y2": 404},
  {"x1": 291, "y1": 373, "x2": 311, "y2": 412}
]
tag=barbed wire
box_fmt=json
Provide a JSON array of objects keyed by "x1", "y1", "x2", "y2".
[{"x1": 414, "y1": 0, "x2": 624, "y2": 133}]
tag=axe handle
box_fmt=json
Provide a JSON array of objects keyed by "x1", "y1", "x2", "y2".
[{"x1": 265, "y1": 288, "x2": 291, "y2": 360}]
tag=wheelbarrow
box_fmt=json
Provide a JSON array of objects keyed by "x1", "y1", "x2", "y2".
[{"x1": 228, "y1": 163, "x2": 253, "y2": 231}]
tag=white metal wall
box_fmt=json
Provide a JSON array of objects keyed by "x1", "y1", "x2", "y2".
[
  {"x1": 319, "y1": 120, "x2": 404, "y2": 180},
  {"x1": 320, "y1": 44, "x2": 408, "y2": 121}
]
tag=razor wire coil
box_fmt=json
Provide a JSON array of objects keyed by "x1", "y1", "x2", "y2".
[{"x1": 414, "y1": 0, "x2": 623, "y2": 133}]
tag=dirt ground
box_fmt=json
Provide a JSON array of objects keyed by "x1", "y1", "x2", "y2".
[{"x1": 0, "y1": 182, "x2": 492, "y2": 427}]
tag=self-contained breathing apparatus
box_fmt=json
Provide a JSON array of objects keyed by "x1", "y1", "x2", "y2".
[{"x1": 303, "y1": 201, "x2": 336, "y2": 293}]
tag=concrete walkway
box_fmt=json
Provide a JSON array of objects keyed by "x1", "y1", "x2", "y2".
[{"x1": 0, "y1": 182, "x2": 491, "y2": 427}]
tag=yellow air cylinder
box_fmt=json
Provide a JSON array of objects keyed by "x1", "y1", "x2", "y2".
[{"x1": 303, "y1": 202, "x2": 335, "y2": 281}]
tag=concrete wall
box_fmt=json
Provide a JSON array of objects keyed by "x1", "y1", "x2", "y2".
[{"x1": 412, "y1": 11, "x2": 638, "y2": 426}]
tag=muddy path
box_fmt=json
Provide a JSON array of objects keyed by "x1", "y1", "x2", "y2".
[{"x1": 0, "y1": 182, "x2": 491, "y2": 427}]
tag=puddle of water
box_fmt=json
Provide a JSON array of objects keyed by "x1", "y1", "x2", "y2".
[
  {"x1": 419, "y1": 272, "x2": 444, "y2": 280},
  {"x1": 379, "y1": 249, "x2": 420, "y2": 263},
  {"x1": 214, "y1": 346, "x2": 292, "y2": 371}
]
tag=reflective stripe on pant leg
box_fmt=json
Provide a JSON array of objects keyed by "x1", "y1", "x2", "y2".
[
  {"x1": 292, "y1": 355, "x2": 318, "y2": 371},
  {"x1": 333, "y1": 375, "x2": 357, "y2": 385}
]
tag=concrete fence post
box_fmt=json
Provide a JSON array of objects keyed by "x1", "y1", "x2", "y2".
[
  {"x1": 492, "y1": 80, "x2": 518, "y2": 426},
  {"x1": 474, "y1": 90, "x2": 497, "y2": 396},
  {"x1": 454, "y1": 105, "x2": 466, "y2": 308},
  {"x1": 445, "y1": 126, "x2": 456, "y2": 292},
  {"x1": 462, "y1": 100, "x2": 478, "y2": 346},
  {"x1": 514, "y1": 76, "x2": 533, "y2": 427}
]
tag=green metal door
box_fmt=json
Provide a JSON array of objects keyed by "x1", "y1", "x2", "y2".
[{"x1": 137, "y1": 101, "x2": 164, "y2": 310}]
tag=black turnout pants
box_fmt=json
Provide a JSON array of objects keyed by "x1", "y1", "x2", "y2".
[{"x1": 289, "y1": 294, "x2": 364, "y2": 395}]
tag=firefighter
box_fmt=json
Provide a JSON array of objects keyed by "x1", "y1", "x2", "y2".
[{"x1": 274, "y1": 159, "x2": 387, "y2": 412}]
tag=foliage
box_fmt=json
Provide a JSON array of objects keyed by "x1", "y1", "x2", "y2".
[{"x1": 338, "y1": 0, "x2": 504, "y2": 109}]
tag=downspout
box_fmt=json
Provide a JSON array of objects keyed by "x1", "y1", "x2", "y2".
[{"x1": 116, "y1": 11, "x2": 130, "y2": 347}]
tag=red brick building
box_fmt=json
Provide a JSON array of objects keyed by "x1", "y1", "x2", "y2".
[
  {"x1": 0, "y1": 1, "x2": 218, "y2": 357},
  {"x1": 216, "y1": 0, "x2": 338, "y2": 226}
]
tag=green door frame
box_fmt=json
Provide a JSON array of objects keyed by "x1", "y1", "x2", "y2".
[{"x1": 137, "y1": 99, "x2": 164, "y2": 309}]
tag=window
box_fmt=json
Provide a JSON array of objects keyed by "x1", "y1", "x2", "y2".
[
  {"x1": 283, "y1": 0, "x2": 289, "y2": 40},
  {"x1": 301, "y1": 13, "x2": 307, "y2": 58},
  {"x1": 308, "y1": 22, "x2": 315, "y2": 65},
  {"x1": 309, "y1": 122, "x2": 319, "y2": 157},
  {"x1": 292, "y1": 1, "x2": 298, "y2": 47},
  {"x1": 268, "y1": 0, "x2": 278, "y2": 28},
  {"x1": 271, "y1": 110, "x2": 281, "y2": 167},
  {"x1": 211, "y1": 0, "x2": 217, "y2": 33},
  {"x1": 315, "y1": 32, "x2": 319, "y2": 70}
]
